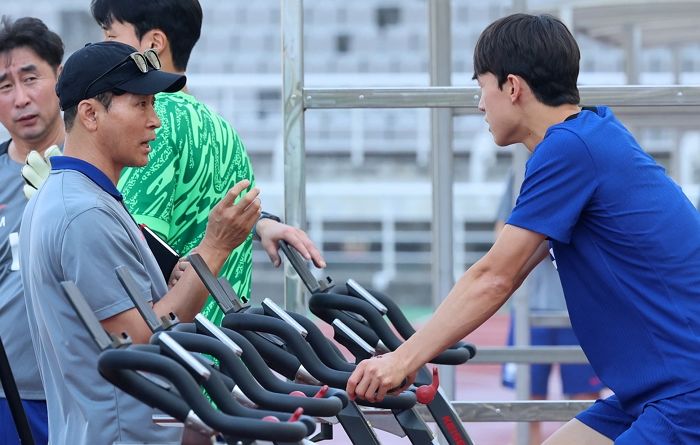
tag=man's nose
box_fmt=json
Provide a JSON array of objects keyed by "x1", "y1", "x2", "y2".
[
  {"x1": 13, "y1": 84, "x2": 31, "y2": 108},
  {"x1": 149, "y1": 109, "x2": 161, "y2": 129}
]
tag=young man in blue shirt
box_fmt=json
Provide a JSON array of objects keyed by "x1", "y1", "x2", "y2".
[
  {"x1": 347, "y1": 13, "x2": 700, "y2": 444},
  {"x1": 496, "y1": 171, "x2": 603, "y2": 444}
]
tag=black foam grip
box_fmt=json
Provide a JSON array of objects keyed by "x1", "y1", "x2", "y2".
[
  {"x1": 250, "y1": 306, "x2": 355, "y2": 373},
  {"x1": 312, "y1": 292, "x2": 472, "y2": 365},
  {"x1": 309, "y1": 305, "x2": 381, "y2": 348},
  {"x1": 340, "y1": 284, "x2": 477, "y2": 359},
  {"x1": 160, "y1": 330, "x2": 342, "y2": 417},
  {"x1": 223, "y1": 313, "x2": 416, "y2": 411},
  {"x1": 174, "y1": 323, "x2": 350, "y2": 407},
  {"x1": 97, "y1": 349, "x2": 308, "y2": 441}
]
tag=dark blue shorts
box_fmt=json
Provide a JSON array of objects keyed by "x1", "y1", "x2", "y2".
[
  {"x1": 576, "y1": 391, "x2": 700, "y2": 444},
  {"x1": 0, "y1": 398, "x2": 48, "y2": 445},
  {"x1": 502, "y1": 318, "x2": 603, "y2": 396}
]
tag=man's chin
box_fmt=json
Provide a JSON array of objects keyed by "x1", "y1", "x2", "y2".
[
  {"x1": 15, "y1": 128, "x2": 46, "y2": 143},
  {"x1": 130, "y1": 157, "x2": 150, "y2": 168}
]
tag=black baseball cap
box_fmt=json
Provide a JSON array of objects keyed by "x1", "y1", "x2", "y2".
[{"x1": 56, "y1": 41, "x2": 186, "y2": 110}]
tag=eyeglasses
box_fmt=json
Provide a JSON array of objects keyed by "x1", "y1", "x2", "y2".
[{"x1": 83, "y1": 49, "x2": 162, "y2": 99}]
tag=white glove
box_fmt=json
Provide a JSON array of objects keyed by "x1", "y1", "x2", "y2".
[{"x1": 22, "y1": 145, "x2": 62, "y2": 199}]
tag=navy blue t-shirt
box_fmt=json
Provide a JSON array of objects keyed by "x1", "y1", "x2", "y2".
[{"x1": 508, "y1": 106, "x2": 700, "y2": 415}]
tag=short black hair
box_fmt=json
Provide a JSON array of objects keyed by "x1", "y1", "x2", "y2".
[
  {"x1": 0, "y1": 16, "x2": 64, "y2": 71},
  {"x1": 473, "y1": 13, "x2": 580, "y2": 106},
  {"x1": 91, "y1": 0, "x2": 202, "y2": 72},
  {"x1": 63, "y1": 91, "x2": 115, "y2": 131}
]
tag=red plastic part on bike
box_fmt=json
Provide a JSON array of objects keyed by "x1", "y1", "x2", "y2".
[
  {"x1": 288, "y1": 407, "x2": 304, "y2": 422},
  {"x1": 313, "y1": 385, "x2": 329, "y2": 398},
  {"x1": 415, "y1": 367, "x2": 439, "y2": 404}
]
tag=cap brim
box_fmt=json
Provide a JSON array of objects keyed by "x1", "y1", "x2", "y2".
[{"x1": 115, "y1": 70, "x2": 186, "y2": 96}]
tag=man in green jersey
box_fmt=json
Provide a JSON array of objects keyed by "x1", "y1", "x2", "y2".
[{"x1": 89, "y1": 0, "x2": 325, "y2": 324}]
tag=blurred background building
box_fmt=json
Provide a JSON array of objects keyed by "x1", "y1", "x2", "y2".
[{"x1": 3, "y1": 0, "x2": 700, "y2": 307}]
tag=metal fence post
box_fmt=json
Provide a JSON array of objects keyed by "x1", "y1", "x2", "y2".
[
  {"x1": 281, "y1": 0, "x2": 306, "y2": 312},
  {"x1": 429, "y1": 0, "x2": 456, "y2": 403}
]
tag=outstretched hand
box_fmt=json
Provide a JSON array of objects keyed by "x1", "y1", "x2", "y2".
[
  {"x1": 255, "y1": 218, "x2": 326, "y2": 268},
  {"x1": 346, "y1": 352, "x2": 416, "y2": 402},
  {"x1": 201, "y1": 180, "x2": 261, "y2": 254}
]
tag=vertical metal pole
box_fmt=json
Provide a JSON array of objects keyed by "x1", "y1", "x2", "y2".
[
  {"x1": 671, "y1": 46, "x2": 682, "y2": 181},
  {"x1": 624, "y1": 23, "x2": 642, "y2": 85},
  {"x1": 429, "y1": 0, "x2": 455, "y2": 401},
  {"x1": 506, "y1": 4, "x2": 531, "y2": 445},
  {"x1": 281, "y1": 0, "x2": 306, "y2": 312},
  {"x1": 512, "y1": 149, "x2": 532, "y2": 445},
  {"x1": 671, "y1": 45, "x2": 682, "y2": 85}
]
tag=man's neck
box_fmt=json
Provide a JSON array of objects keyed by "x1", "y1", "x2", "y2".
[
  {"x1": 160, "y1": 57, "x2": 188, "y2": 94},
  {"x1": 8, "y1": 123, "x2": 65, "y2": 163},
  {"x1": 62, "y1": 134, "x2": 121, "y2": 185},
  {"x1": 521, "y1": 103, "x2": 582, "y2": 151}
]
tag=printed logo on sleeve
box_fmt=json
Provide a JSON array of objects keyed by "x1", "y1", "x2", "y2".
[{"x1": 549, "y1": 247, "x2": 558, "y2": 270}]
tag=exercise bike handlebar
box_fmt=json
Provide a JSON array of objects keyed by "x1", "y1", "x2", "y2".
[
  {"x1": 187, "y1": 254, "x2": 248, "y2": 313},
  {"x1": 97, "y1": 353, "x2": 210, "y2": 432},
  {"x1": 238, "y1": 328, "x2": 304, "y2": 380},
  {"x1": 252, "y1": 304, "x2": 356, "y2": 373},
  {"x1": 275, "y1": 240, "x2": 476, "y2": 361},
  {"x1": 156, "y1": 330, "x2": 343, "y2": 417},
  {"x1": 278, "y1": 240, "x2": 334, "y2": 294},
  {"x1": 340, "y1": 283, "x2": 477, "y2": 359},
  {"x1": 97, "y1": 348, "x2": 309, "y2": 442},
  {"x1": 150, "y1": 334, "x2": 317, "y2": 435},
  {"x1": 222, "y1": 312, "x2": 416, "y2": 410},
  {"x1": 309, "y1": 305, "x2": 382, "y2": 349},
  {"x1": 223, "y1": 313, "x2": 352, "y2": 387},
  {"x1": 193, "y1": 314, "x2": 242, "y2": 356},
  {"x1": 174, "y1": 322, "x2": 350, "y2": 406},
  {"x1": 310, "y1": 292, "x2": 472, "y2": 365}
]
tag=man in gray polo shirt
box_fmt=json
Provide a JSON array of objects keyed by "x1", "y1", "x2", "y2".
[
  {"x1": 0, "y1": 17, "x2": 64, "y2": 444},
  {"x1": 20, "y1": 41, "x2": 261, "y2": 444}
]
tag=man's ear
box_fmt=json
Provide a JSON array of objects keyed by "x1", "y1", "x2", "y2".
[
  {"x1": 77, "y1": 100, "x2": 99, "y2": 132},
  {"x1": 506, "y1": 74, "x2": 525, "y2": 103},
  {"x1": 143, "y1": 29, "x2": 168, "y2": 56}
]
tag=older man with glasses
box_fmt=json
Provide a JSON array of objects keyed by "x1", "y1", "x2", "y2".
[{"x1": 19, "y1": 40, "x2": 261, "y2": 445}]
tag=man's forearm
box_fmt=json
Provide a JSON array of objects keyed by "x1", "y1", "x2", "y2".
[
  {"x1": 393, "y1": 238, "x2": 549, "y2": 372},
  {"x1": 393, "y1": 262, "x2": 513, "y2": 374}
]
